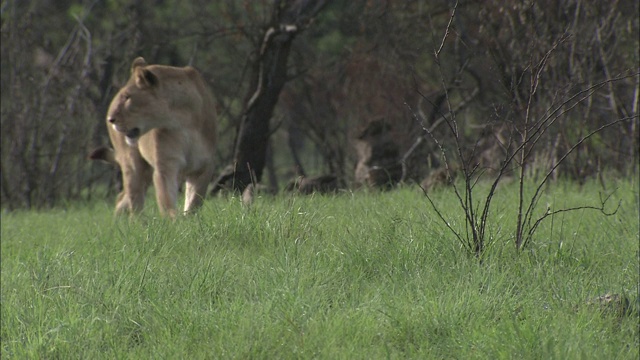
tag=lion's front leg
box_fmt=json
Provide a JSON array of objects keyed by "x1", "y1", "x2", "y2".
[
  {"x1": 116, "y1": 156, "x2": 152, "y2": 216},
  {"x1": 153, "y1": 167, "x2": 180, "y2": 219}
]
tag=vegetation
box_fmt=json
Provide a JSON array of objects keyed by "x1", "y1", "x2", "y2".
[
  {"x1": 2, "y1": 1, "x2": 637, "y2": 357},
  {"x1": 2, "y1": 177, "x2": 638, "y2": 358},
  {"x1": 2, "y1": 0, "x2": 638, "y2": 209}
]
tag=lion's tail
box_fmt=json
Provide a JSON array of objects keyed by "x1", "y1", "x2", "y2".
[{"x1": 88, "y1": 146, "x2": 117, "y2": 165}]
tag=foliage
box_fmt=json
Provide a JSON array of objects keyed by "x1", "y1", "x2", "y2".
[
  {"x1": 417, "y1": 3, "x2": 635, "y2": 255},
  {"x1": 1, "y1": 0, "x2": 638, "y2": 209},
  {"x1": 2, "y1": 177, "x2": 638, "y2": 358}
]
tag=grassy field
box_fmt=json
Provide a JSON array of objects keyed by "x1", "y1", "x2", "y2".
[{"x1": 2, "y1": 177, "x2": 638, "y2": 359}]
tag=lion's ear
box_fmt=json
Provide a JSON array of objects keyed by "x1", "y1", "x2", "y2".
[
  {"x1": 131, "y1": 57, "x2": 147, "y2": 72},
  {"x1": 131, "y1": 57, "x2": 157, "y2": 88},
  {"x1": 134, "y1": 67, "x2": 158, "y2": 88}
]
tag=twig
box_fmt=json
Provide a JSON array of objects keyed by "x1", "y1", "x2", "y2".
[
  {"x1": 520, "y1": 116, "x2": 635, "y2": 247},
  {"x1": 435, "y1": 1, "x2": 458, "y2": 59}
]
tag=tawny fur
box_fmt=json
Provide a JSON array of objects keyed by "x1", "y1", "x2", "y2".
[{"x1": 95, "y1": 57, "x2": 217, "y2": 218}]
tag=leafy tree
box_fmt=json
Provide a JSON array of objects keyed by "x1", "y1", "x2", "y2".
[{"x1": 0, "y1": 0, "x2": 637, "y2": 210}]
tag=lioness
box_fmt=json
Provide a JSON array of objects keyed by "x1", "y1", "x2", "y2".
[{"x1": 91, "y1": 57, "x2": 217, "y2": 218}]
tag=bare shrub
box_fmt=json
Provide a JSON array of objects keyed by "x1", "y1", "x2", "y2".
[{"x1": 415, "y1": 1, "x2": 633, "y2": 256}]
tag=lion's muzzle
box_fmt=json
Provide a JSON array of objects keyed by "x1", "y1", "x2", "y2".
[
  {"x1": 109, "y1": 119, "x2": 141, "y2": 146},
  {"x1": 125, "y1": 128, "x2": 141, "y2": 146},
  {"x1": 125, "y1": 128, "x2": 141, "y2": 139}
]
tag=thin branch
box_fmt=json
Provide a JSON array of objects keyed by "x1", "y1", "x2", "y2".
[
  {"x1": 418, "y1": 185, "x2": 470, "y2": 252},
  {"x1": 523, "y1": 190, "x2": 622, "y2": 248},
  {"x1": 435, "y1": 1, "x2": 458, "y2": 58},
  {"x1": 525, "y1": 72, "x2": 637, "y2": 156},
  {"x1": 522, "y1": 116, "x2": 636, "y2": 239}
]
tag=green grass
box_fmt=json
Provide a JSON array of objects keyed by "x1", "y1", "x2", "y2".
[{"x1": 2, "y1": 177, "x2": 638, "y2": 359}]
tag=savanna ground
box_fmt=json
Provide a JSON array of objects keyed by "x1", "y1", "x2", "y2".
[{"x1": 2, "y1": 176, "x2": 638, "y2": 359}]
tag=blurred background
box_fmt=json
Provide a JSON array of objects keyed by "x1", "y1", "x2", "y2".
[{"x1": 1, "y1": 0, "x2": 638, "y2": 209}]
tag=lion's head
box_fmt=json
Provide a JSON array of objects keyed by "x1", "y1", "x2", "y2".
[{"x1": 106, "y1": 57, "x2": 172, "y2": 146}]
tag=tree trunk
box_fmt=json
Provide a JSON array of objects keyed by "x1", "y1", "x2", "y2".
[{"x1": 210, "y1": 0, "x2": 331, "y2": 194}]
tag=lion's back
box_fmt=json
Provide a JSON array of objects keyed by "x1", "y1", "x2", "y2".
[{"x1": 146, "y1": 64, "x2": 217, "y2": 141}]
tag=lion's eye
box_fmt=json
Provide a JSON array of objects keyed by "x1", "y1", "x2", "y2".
[{"x1": 123, "y1": 94, "x2": 132, "y2": 107}]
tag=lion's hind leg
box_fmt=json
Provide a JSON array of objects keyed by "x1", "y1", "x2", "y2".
[{"x1": 183, "y1": 169, "x2": 213, "y2": 215}]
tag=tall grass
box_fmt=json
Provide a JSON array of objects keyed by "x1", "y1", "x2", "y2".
[{"x1": 2, "y1": 177, "x2": 638, "y2": 359}]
